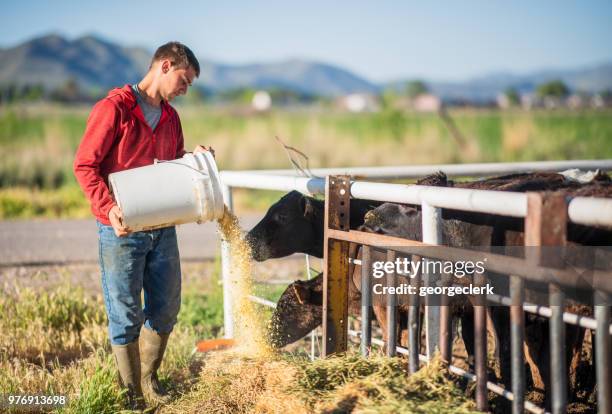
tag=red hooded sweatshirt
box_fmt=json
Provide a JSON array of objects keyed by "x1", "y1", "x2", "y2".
[{"x1": 74, "y1": 85, "x2": 186, "y2": 225}]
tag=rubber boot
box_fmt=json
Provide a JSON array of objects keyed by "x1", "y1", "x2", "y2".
[
  {"x1": 111, "y1": 341, "x2": 146, "y2": 411},
  {"x1": 140, "y1": 327, "x2": 171, "y2": 406}
]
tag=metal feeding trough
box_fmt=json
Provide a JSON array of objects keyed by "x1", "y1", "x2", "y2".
[{"x1": 109, "y1": 152, "x2": 225, "y2": 232}]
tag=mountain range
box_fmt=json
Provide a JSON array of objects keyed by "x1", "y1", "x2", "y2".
[{"x1": 1, "y1": 34, "x2": 611, "y2": 101}]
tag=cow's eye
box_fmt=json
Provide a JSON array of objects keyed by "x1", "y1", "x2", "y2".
[{"x1": 275, "y1": 213, "x2": 288, "y2": 222}]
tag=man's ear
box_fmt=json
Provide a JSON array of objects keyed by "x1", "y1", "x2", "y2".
[
  {"x1": 300, "y1": 196, "x2": 316, "y2": 219},
  {"x1": 161, "y1": 59, "x2": 171, "y2": 74}
]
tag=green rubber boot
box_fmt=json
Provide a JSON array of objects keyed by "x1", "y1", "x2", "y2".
[
  {"x1": 111, "y1": 341, "x2": 146, "y2": 411},
  {"x1": 139, "y1": 327, "x2": 171, "y2": 406}
]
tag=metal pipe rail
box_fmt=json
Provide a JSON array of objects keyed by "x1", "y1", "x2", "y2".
[
  {"x1": 223, "y1": 159, "x2": 612, "y2": 179},
  {"x1": 220, "y1": 172, "x2": 612, "y2": 227}
]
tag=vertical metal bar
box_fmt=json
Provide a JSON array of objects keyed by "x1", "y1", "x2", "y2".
[
  {"x1": 322, "y1": 175, "x2": 351, "y2": 357},
  {"x1": 595, "y1": 295, "x2": 611, "y2": 414},
  {"x1": 408, "y1": 254, "x2": 421, "y2": 374},
  {"x1": 550, "y1": 285, "x2": 566, "y2": 414},
  {"x1": 526, "y1": 192, "x2": 568, "y2": 414},
  {"x1": 421, "y1": 202, "x2": 442, "y2": 360},
  {"x1": 474, "y1": 271, "x2": 488, "y2": 412},
  {"x1": 305, "y1": 253, "x2": 316, "y2": 361},
  {"x1": 439, "y1": 271, "x2": 452, "y2": 364},
  {"x1": 221, "y1": 184, "x2": 234, "y2": 339},
  {"x1": 361, "y1": 245, "x2": 372, "y2": 357},
  {"x1": 386, "y1": 250, "x2": 397, "y2": 357},
  {"x1": 510, "y1": 275, "x2": 525, "y2": 414}
]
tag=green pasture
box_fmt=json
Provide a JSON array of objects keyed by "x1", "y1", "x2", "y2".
[{"x1": 1, "y1": 104, "x2": 611, "y2": 218}]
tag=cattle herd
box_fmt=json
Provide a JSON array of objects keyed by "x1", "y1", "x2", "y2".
[{"x1": 246, "y1": 171, "x2": 612, "y2": 410}]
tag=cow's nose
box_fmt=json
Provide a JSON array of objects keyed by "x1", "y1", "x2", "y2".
[{"x1": 245, "y1": 233, "x2": 267, "y2": 261}]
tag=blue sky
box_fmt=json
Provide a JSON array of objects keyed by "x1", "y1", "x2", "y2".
[{"x1": 1, "y1": 0, "x2": 611, "y2": 82}]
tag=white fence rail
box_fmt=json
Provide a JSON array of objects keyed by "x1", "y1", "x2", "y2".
[{"x1": 219, "y1": 159, "x2": 612, "y2": 339}]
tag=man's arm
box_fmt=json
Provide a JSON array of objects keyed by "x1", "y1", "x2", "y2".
[{"x1": 73, "y1": 99, "x2": 128, "y2": 235}]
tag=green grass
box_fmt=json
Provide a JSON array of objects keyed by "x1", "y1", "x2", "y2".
[
  {"x1": 177, "y1": 260, "x2": 225, "y2": 339},
  {"x1": 1, "y1": 104, "x2": 611, "y2": 218},
  {"x1": 0, "y1": 262, "x2": 225, "y2": 413},
  {"x1": 0, "y1": 186, "x2": 90, "y2": 219}
]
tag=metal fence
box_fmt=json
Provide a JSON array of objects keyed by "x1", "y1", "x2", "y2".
[{"x1": 218, "y1": 159, "x2": 612, "y2": 414}]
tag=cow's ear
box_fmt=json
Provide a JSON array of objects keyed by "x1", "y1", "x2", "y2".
[
  {"x1": 301, "y1": 196, "x2": 316, "y2": 219},
  {"x1": 292, "y1": 282, "x2": 311, "y2": 304},
  {"x1": 398, "y1": 205, "x2": 418, "y2": 217}
]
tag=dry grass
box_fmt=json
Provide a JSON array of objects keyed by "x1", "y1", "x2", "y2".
[
  {"x1": 163, "y1": 351, "x2": 478, "y2": 414},
  {"x1": 0, "y1": 263, "x2": 221, "y2": 413}
]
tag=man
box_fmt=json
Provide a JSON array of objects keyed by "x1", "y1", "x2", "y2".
[{"x1": 74, "y1": 42, "x2": 212, "y2": 409}]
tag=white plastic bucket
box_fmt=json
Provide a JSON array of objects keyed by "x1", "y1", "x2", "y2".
[{"x1": 109, "y1": 152, "x2": 225, "y2": 231}]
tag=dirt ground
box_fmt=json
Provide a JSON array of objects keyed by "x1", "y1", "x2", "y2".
[{"x1": 0, "y1": 255, "x2": 308, "y2": 294}]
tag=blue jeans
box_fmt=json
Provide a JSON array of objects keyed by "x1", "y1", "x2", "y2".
[{"x1": 97, "y1": 222, "x2": 182, "y2": 345}]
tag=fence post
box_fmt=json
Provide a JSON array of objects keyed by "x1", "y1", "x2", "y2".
[
  {"x1": 408, "y1": 254, "x2": 422, "y2": 373},
  {"x1": 509, "y1": 274, "x2": 525, "y2": 414},
  {"x1": 386, "y1": 250, "x2": 398, "y2": 357},
  {"x1": 305, "y1": 253, "x2": 317, "y2": 361},
  {"x1": 221, "y1": 184, "x2": 234, "y2": 339},
  {"x1": 361, "y1": 245, "x2": 372, "y2": 357},
  {"x1": 594, "y1": 293, "x2": 611, "y2": 414},
  {"x1": 474, "y1": 270, "x2": 488, "y2": 412},
  {"x1": 322, "y1": 175, "x2": 351, "y2": 356},
  {"x1": 525, "y1": 192, "x2": 568, "y2": 414},
  {"x1": 421, "y1": 202, "x2": 442, "y2": 360}
]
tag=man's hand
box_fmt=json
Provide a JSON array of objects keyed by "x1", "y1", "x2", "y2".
[
  {"x1": 109, "y1": 205, "x2": 130, "y2": 237},
  {"x1": 193, "y1": 145, "x2": 215, "y2": 158}
]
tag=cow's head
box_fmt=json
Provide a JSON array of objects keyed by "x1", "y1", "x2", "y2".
[
  {"x1": 267, "y1": 273, "x2": 323, "y2": 348},
  {"x1": 363, "y1": 203, "x2": 421, "y2": 239},
  {"x1": 247, "y1": 191, "x2": 324, "y2": 261}
]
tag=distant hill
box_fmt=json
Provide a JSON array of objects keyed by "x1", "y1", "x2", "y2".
[
  {"x1": 385, "y1": 63, "x2": 612, "y2": 102},
  {"x1": 0, "y1": 34, "x2": 377, "y2": 97},
  {"x1": 0, "y1": 34, "x2": 150, "y2": 92},
  {"x1": 1, "y1": 33, "x2": 611, "y2": 100},
  {"x1": 198, "y1": 58, "x2": 378, "y2": 97}
]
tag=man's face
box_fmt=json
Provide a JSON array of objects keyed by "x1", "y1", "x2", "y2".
[{"x1": 159, "y1": 60, "x2": 197, "y2": 101}]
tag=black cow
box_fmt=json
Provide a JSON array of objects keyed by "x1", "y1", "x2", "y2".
[{"x1": 246, "y1": 190, "x2": 381, "y2": 261}]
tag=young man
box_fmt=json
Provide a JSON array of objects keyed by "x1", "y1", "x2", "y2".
[{"x1": 74, "y1": 42, "x2": 212, "y2": 409}]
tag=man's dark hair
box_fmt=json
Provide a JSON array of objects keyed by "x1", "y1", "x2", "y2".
[{"x1": 151, "y1": 42, "x2": 200, "y2": 77}]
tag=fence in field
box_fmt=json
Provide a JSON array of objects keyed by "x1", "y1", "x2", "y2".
[{"x1": 219, "y1": 159, "x2": 612, "y2": 414}]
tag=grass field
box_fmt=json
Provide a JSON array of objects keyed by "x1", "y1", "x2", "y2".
[
  {"x1": 0, "y1": 260, "x2": 481, "y2": 414},
  {"x1": 1, "y1": 104, "x2": 611, "y2": 218}
]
